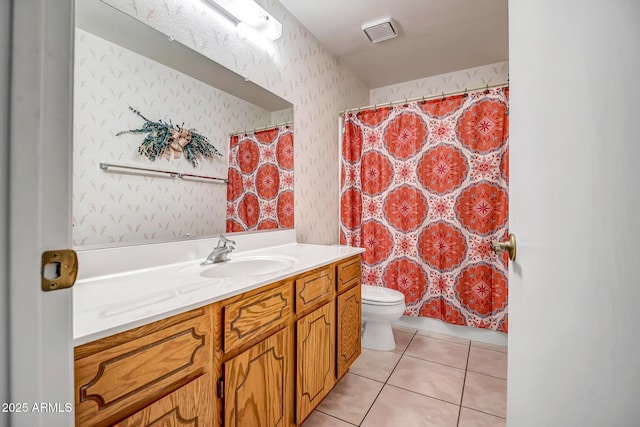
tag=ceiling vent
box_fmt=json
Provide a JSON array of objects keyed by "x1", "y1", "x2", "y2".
[{"x1": 362, "y1": 18, "x2": 397, "y2": 43}]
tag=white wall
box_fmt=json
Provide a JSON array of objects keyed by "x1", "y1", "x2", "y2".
[
  {"x1": 73, "y1": 29, "x2": 274, "y2": 247},
  {"x1": 370, "y1": 61, "x2": 508, "y2": 104},
  {"x1": 0, "y1": 0, "x2": 9, "y2": 421},
  {"x1": 371, "y1": 61, "x2": 510, "y2": 346},
  {"x1": 508, "y1": 0, "x2": 640, "y2": 424},
  {"x1": 102, "y1": 0, "x2": 370, "y2": 244}
]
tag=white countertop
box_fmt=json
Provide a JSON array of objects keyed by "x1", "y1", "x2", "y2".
[{"x1": 73, "y1": 242, "x2": 363, "y2": 346}]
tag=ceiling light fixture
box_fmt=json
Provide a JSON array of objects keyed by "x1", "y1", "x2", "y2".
[
  {"x1": 203, "y1": 0, "x2": 282, "y2": 41},
  {"x1": 362, "y1": 18, "x2": 397, "y2": 43}
]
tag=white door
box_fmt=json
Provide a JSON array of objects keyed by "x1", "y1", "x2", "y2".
[
  {"x1": 508, "y1": 1, "x2": 640, "y2": 425},
  {"x1": 7, "y1": 1, "x2": 74, "y2": 426},
  {"x1": 0, "y1": 0, "x2": 10, "y2": 422}
]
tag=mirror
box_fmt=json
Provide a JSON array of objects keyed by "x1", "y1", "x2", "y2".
[{"x1": 73, "y1": 0, "x2": 294, "y2": 249}]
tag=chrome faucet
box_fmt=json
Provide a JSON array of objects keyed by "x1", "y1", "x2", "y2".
[{"x1": 201, "y1": 235, "x2": 236, "y2": 265}]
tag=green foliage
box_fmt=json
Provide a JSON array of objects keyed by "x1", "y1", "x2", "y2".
[{"x1": 116, "y1": 107, "x2": 223, "y2": 167}]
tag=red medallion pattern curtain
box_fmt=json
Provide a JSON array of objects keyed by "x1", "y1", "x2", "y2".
[
  {"x1": 340, "y1": 88, "x2": 509, "y2": 332},
  {"x1": 227, "y1": 126, "x2": 294, "y2": 232}
]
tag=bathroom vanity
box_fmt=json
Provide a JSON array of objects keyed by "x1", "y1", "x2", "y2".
[{"x1": 72, "y1": 236, "x2": 362, "y2": 426}]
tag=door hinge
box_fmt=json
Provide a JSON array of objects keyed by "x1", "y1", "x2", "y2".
[
  {"x1": 217, "y1": 377, "x2": 224, "y2": 399},
  {"x1": 41, "y1": 249, "x2": 78, "y2": 292}
]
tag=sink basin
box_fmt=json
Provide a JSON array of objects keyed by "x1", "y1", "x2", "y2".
[{"x1": 198, "y1": 255, "x2": 298, "y2": 278}]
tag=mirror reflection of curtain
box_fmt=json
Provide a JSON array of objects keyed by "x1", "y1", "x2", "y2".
[
  {"x1": 340, "y1": 88, "x2": 509, "y2": 332},
  {"x1": 226, "y1": 125, "x2": 294, "y2": 232}
]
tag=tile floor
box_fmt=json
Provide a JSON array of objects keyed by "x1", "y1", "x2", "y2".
[{"x1": 302, "y1": 326, "x2": 507, "y2": 427}]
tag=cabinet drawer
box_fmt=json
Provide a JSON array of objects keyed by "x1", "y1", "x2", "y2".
[
  {"x1": 224, "y1": 282, "x2": 292, "y2": 354},
  {"x1": 336, "y1": 256, "x2": 361, "y2": 294},
  {"x1": 114, "y1": 374, "x2": 213, "y2": 426},
  {"x1": 295, "y1": 267, "x2": 335, "y2": 313},
  {"x1": 75, "y1": 309, "x2": 211, "y2": 427}
]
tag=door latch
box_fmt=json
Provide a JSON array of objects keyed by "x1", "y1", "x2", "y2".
[{"x1": 41, "y1": 249, "x2": 78, "y2": 292}]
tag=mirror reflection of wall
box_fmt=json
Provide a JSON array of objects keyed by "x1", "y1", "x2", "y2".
[{"x1": 73, "y1": 0, "x2": 293, "y2": 249}]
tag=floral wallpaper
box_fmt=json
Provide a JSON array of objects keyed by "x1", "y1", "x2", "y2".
[
  {"x1": 73, "y1": 29, "x2": 275, "y2": 247},
  {"x1": 370, "y1": 62, "x2": 509, "y2": 104}
]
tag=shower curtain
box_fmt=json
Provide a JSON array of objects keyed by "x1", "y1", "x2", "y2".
[
  {"x1": 340, "y1": 88, "x2": 509, "y2": 332},
  {"x1": 227, "y1": 125, "x2": 294, "y2": 232}
]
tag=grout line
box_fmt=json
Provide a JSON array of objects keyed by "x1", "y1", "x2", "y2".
[
  {"x1": 382, "y1": 383, "x2": 462, "y2": 408},
  {"x1": 417, "y1": 336, "x2": 471, "y2": 347},
  {"x1": 400, "y1": 353, "x2": 466, "y2": 372},
  {"x1": 459, "y1": 405, "x2": 507, "y2": 420},
  {"x1": 382, "y1": 341, "x2": 406, "y2": 385},
  {"x1": 470, "y1": 343, "x2": 508, "y2": 354},
  {"x1": 357, "y1": 376, "x2": 388, "y2": 426},
  {"x1": 401, "y1": 352, "x2": 468, "y2": 371},
  {"x1": 396, "y1": 329, "x2": 417, "y2": 356},
  {"x1": 456, "y1": 341, "x2": 472, "y2": 427},
  {"x1": 347, "y1": 370, "x2": 385, "y2": 384},
  {"x1": 313, "y1": 409, "x2": 359, "y2": 426},
  {"x1": 355, "y1": 331, "x2": 415, "y2": 426},
  {"x1": 413, "y1": 331, "x2": 472, "y2": 346},
  {"x1": 465, "y1": 368, "x2": 508, "y2": 381}
]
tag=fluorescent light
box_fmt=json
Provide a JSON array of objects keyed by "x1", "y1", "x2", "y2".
[{"x1": 203, "y1": 0, "x2": 282, "y2": 41}]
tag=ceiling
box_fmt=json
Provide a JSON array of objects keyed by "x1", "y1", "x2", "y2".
[
  {"x1": 277, "y1": 0, "x2": 508, "y2": 88},
  {"x1": 76, "y1": 0, "x2": 292, "y2": 111}
]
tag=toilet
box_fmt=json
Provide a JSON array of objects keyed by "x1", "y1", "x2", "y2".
[{"x1": 361, "y1": 284, "x2": 406, "y2": 351}]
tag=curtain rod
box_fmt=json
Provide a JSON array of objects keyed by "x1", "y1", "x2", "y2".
[
  {"x1": 231, "y1": 120, "x2": 294, "y2": 136},
  {"x1": 339, "y1": 82, "x2": 509, "y2": 115},
  {"x1": 100, "y1": 162, "x2": 229, "y2": 183}
]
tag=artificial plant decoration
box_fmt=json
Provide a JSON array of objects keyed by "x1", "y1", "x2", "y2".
[{"x1": 116, "y1": 107, "x2": 223, "y2": 167}]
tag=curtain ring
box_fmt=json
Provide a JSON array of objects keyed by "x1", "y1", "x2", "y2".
[
  {"x1": 374, "y1": 103, "x2": 377, "y2": 111},
  {"x1": 484, "y1": 84, "x2": 489, "y2": 94},
  {"x1": 404, "y1": 98, "x2": 408, "y2": 107},
  {"x1": 463, "y1": 88, "x2": 468, "y2": 97},
  {"x1": 441, "y1": 91, "x2": 445, "y2": 100},
  {"x1": 421, "y1": 95, "x2": 425, "y2": 104}
]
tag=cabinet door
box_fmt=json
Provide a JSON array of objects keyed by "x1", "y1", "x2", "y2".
[
  {"x1": 114, "y1": 374, "x2": 212, "y2": 427},
  {"x1": 223, "y1": 327, "x2": 290, "y2": 427},
  {"x1": 75, "y1": 308, "x2": 212, "y2": 426},
  {"x1": 296, "y1": 301, "x2": 335, "y2": 423},
  {"x1": 336, "y1": 284, "x2": 361, "y2": 379}
]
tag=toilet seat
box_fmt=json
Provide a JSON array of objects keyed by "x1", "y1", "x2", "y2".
[{"x1": 361, "y1": 284, "x2": 405, "y2": 306}]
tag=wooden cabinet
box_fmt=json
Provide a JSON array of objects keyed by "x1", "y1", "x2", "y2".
[
  {"x1": 335, "y1": 256, "x2": 362, "y2": 381},
  {"x1": 296, "y1": 301, "x2": 335, "y2": 423},
  {"x1": 336, "y1": 283, "x2": 361, "y2": 380},
  {"x1": 216, "y1": 281, "x2": 294, "y2": 427},
  {"x1": 74, "y1": 255, "x2": 362, "y2": 427},
  {"x1": 336, "y1": 256, "x2": 361, "y2": 294},
  {"x1": 223, "y1": 327, "x2": 290, "y2": 427},
  {"x1": 74, "y1": 306, "x2": 213, "y2": 427},
  {"x1": 222, "y1": 281, "x2": 292, "y2": 354},
  {"x1": 294, "y1": 267, "x2": 334, "y2": 314},
  {"x1": 114, "y1": 374, "x2": 212, "y2": 427}
]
